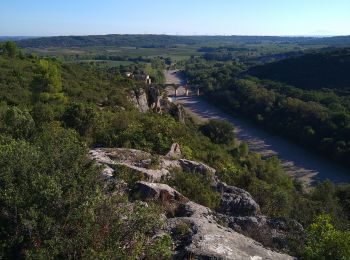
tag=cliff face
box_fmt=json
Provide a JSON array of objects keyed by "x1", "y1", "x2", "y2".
[
  {"x1": 130, "y1": 87, "x2": 186, "y2": 123},
  {"x1": 130, "y1": 88, "x2": 151, "y2": 113},
  {"x1": 90, "y1": 145, "x2": 302, "y2": 259}
]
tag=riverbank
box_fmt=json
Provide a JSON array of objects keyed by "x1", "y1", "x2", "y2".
[{"x1": 164, "y1": 70, "x2": 350, "y2": 185}]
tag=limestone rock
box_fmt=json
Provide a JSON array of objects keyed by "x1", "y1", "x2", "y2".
[
  {"x1": 130, "y1": 86, "x2": 164, "y2": 113},
  {"x1": 179, "y1": 159, "x2": 216, "y2": 175},
  {"x1": 133, "y1": 181, "x2": 188, "y2": 203},
  {"x1": 89, "y1": 148, "x2": 170, "y2": 182},
  {"x1": 90, "y1": 147, "x2": 217, "y2": 182},
  {"x1": 217, "y1": 182, "x2": 260, "y2": 216},
  {"x1": 130, "y1": 88, "x2": 149, "y2": 112},
  {"x1": 169, "y1": 103, "x2": 186, "y2": 123},
  {"x1": 147, "y1": 86, "x2": 162, "y2": 111},
  {"x1": 164, "y1": 201, "x2": 294, "y2": 260},
  {"x1": 91, "y1": 147, "x2": 297, "y2": 258},
  {"x1": 133, "y1": 181, "x2": 189, "y2": 215},
  {"x1": 166, "y1": 143, "x2": 182, "y2": 159},
  {"x1": 227, "y1": 215, "x2": 305, "y2": 254}
]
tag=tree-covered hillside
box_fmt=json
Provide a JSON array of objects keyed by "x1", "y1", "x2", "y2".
[
  {"x1": 185, "y1": 57, "x2": 350, "y2": 166},
  {"x1": 249, "y1": 48, "x2": 350, "y2": 91},
  {"x1": 16, "y1": 34, "x2": 199, "y2": 48},
  {"x1": 15, "y1": 34, "x2": 350, "y2": 49}
]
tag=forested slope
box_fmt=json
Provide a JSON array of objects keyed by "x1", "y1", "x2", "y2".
[
  {"x1": 249, "y1": 48, "x2": 350, "y2": 91},
  {"x1": 15, "y1": 34, "x2": 350, "y2": 49}
]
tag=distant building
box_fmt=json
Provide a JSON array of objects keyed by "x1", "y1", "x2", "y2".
[
  {"x1": 125, "y1": 72, "x2": 133, "y2": 78},
  {"x1": 134, "y1": 74, "x2": 151, "y2": 84}
]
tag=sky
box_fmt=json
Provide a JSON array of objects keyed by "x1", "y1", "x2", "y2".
[{"x1": 1, "y1": 0, "x2": 350, "y2": 36}]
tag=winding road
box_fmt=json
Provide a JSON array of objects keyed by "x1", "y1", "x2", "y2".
[{"x1": 164, "y1": 70, "x2": 350, "y2": 185}]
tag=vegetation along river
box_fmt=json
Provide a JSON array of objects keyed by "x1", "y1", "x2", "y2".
[{"x1": 164, "y1": 70, "x2": 350, "y2": 185}]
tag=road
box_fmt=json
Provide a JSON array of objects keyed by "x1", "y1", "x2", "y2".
[{"x1": 164, "y1": 70, "x2": 350, "y2": 185}]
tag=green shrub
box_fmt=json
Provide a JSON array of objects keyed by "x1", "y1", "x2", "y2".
[
  {"x1": 3, "y1": 106, "x2": 35, "y2": 139},
  {"x1": 0, "y1": 125, "x2": 164, "y2": 259},
  {"x1": 113, "y1": 164, "x2": 146, "y2": 189},
  {"x1": 199, "y1": 119, "x2": 235, "y2": 145},
  {"x1": 166, "y1": 169, "x2": 220, "y2": 210},
  {"x1": 174, "y1": 222, "x2": 191, "y2": 236},
  {"x1": 302, "y1": 214, "x2": 350, "y2": 260},
  {"x1": 146, "y1": 234, "x2": 172, "y2": 260}
]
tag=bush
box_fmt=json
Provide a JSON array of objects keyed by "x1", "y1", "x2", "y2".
[
  {"x1": 113, "y1": 164, "x2": 146, "y2": 189},
  {"x1": 174, "y1": 222, "x2": 191, "y2": 236},
  {"x1": 146, "y1": 234, "x2": 172, "y2": 260},
  {"x1": 3, "y1": 106, "x2": 35, "y2": 139},
  {"x1": 302, "y1": 214, "x2": 350, "y2": 260},
  {"x1": 0, "y1": 125, "x2": 163, "y2": 258},
  {"x1": 62, "y1": 102, "x2": 98, "y2": 136},
  {"x1": 199, "y1": 119, "x2": 235, "y2": 145},
  {"x1": 166, "y1": 169, "x2": 220, "y2": 210}
]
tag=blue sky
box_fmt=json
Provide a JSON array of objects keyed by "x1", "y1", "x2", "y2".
[{"x1": 1, "y1": 0, "x2": 350, "y2": 36}]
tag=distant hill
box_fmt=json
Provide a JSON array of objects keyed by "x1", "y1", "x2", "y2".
[
  {"x1": 302, "y1": 35, "x2": 350, "y2": 47},
  {"x1": 15, "y1": 34, "x2": 198, "y2": 48},
  {"x1": 0, "y1": 36, "x2": 38, "y2": 42},
  {"x1": 249, "y1": 48, "x2": 350, "y2": 90},
  {"x1": 14, "y1": 34, "x2": 344, "y2": 48}
]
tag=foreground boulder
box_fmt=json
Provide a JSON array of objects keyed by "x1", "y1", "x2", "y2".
[
  {"x1": 132, "y1": 182, "x2": 294, "y2": 259},
  {"x1": 92, "y1": 146, "x2": 298, "y2": 258},
  {"x1": 165, "y1": 202, "x2": 294, "y2": 259}
]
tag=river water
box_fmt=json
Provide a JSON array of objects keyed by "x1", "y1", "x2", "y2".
[{"x1": 164, "y1": 70, "x2": 350, "y2": 184}]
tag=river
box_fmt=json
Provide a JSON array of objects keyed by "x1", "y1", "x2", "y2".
[{"x1": 164, "y1": 70, "x2": 350, "y2": 185}]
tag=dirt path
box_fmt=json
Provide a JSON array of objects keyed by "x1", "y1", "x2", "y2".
[{"x1": 164, "y1": 70, "x2": 350, "y2": 185}]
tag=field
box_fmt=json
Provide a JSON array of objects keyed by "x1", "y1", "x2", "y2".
[{"x1": 21, "y1": 39, "x2": 330, "y2": 67}]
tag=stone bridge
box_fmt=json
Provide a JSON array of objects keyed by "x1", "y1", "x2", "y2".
[{"x1": 153, "y1": 83, "x2": 203, "y2": 97}]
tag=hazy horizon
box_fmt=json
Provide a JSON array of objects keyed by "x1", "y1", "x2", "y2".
[
  {"x1": 0, "y1": 33, "x2": 346, "y2": 38},
  {"x1": 1, "y1": 0, "x2": 350, "y2": 37}
]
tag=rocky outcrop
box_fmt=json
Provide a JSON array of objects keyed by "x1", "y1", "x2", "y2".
[
  {"x1": 213, "y1": 181, "x2": 304, "y2": 254},
  {"x1": 133, "y1": 181, "x2": 188, "y2": 204},
  {"x1": 166, "y1": 197, "x2": 293, "y2": 259},
  {"x1": 90, "y1": 145, "x2": 216, "y2": 182},
  {"x1": 91, "y1": 144, "x2": 298, "y2": 259},
  {"x1": 169, "y1": 103, "x2": 186, "y2": 123},
  {"x1": 130, "y1": 87, "x2": 162, "y2": 113},
  {"x1": 217, "y1": 182, "x2": 260, "y2": 216},
  {"x1": 179, "y1": 159, "x2": 216, "y2": 175},
  {"x1": 226, "y1": 215, "x2": 305, "y2": 254},
  {"x1": 130, "y1": 88, "x2": 149, "y2": 112},
  {"x1": 165, "y1": 143, "x2": 182, "y2": 159},
  {"x1": 146, "y1": 86, "x2": 162, "y2": 111},
  {"x1": 130, "y1": 86, "x2": 186, "y2": 123},
  {"x1": 89, "y1": 148, "x2": 169, "y2": 182},
  {"x1": 130, "y1": 181, "x2": 294, "y2": 259}
]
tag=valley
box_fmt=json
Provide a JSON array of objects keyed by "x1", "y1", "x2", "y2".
[{"x1": 165, "y1": 70, "x2": 350, "y2": 185}]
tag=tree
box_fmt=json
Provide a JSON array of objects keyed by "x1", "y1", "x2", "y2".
[
  {"x1": 303, "y1": 214, "x2": 350, "y2": 260},
  {"x1": 3, "y1": 41, "x2": 17, "y2": 58},
  {"x1": 62, "y1": 102, "x2": 98, "y2": 136},
  {"x1": 3, "y1": 106, "x2": 35, "y2": 139},
  {"x1": 31, "y1": 59, "x2": 65, "y2": 103},
  {"x1": 38, "y1": 59, "x2": 62, "y2": 93},
  {"x1": 200, "y1": 119, "x2": 235, "y2": 145}
]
